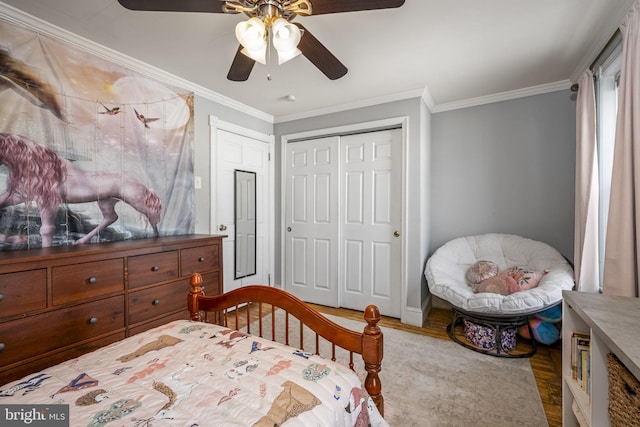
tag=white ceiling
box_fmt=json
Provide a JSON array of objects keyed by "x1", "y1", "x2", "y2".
[{"x1": 0, "y1": 0, "x2": 634, "y2": 122}]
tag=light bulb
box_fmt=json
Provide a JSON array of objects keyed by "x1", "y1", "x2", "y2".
[
  {"x1": 277, "y1": 26, "x2": 290, "y2": 39},
  {"x1": 236, "y1": 17, "x2": 267, "y2": 64},
  {"x1": 272, "y1": 18, "x2": 301, "y2": 64},
  {"x1": 247, "y1": 26, "x2": 260, "y2": 40}
]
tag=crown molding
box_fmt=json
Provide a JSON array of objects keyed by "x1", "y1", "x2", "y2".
[
  {"x1": 0, "y1": 2, "x2": 274, "y2": 124},
  {"x1": 569, "y1": 0, "x2": 637, "y2": 83},
  {"x1": 420, "y1": 87, "x2": 435, "y2": 112},
  {"x1": 431, "y1": 80, "x2": 572, "y2": 113},
  {"x1": 274, "y1": 87, "x2": 425, "y2": 123},
  {"x1": 274, "y1": 79, "x2": 571, "y2": 123}
]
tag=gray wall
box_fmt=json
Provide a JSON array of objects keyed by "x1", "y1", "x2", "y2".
[
  {"x1": 430, "y1": 90, "x2": 576, "y2": 261},
  {"x1": 190, "y1": 88, "x2": 576, "y2": 323}
]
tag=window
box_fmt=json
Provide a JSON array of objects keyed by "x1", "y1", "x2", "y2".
[{"x1": 595, "y1": 44, "x2": 622, "y2": 288}]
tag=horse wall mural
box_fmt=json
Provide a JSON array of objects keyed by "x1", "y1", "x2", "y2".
[
  {"x1": 0, "y1": 16, "x2": 194, "y2": 250},
  {"x1": 0, "y1": 133, "x2": 162, "y2": 247}
]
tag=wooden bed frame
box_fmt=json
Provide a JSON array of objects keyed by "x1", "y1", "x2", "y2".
[{"x1": 187, "y1": 273, "x2": 385, "y2": 416}]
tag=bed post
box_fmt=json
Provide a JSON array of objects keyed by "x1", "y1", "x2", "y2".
[
  {"x1": 362, "y1": 304, "x2": 384, "y2": 417},
  {"x1": 188, "y1": 273, "x2": 204, "y2": 321}
]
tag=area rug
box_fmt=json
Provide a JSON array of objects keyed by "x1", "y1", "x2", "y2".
[{"x1": 248, "y1": 311, "x2": 548, "y2": 427}]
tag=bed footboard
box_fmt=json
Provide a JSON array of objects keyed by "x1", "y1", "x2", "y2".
[{"x1": 187, "y1": 273, "x2": 384, "y2": 416}]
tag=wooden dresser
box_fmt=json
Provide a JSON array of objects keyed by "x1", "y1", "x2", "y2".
[{"x1": 0, "y1": 234, "x2": 224, "y2": 385}]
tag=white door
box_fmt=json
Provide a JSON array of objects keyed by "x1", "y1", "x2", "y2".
[
  {"x1": 340, "y1": 129, "x2": 402, "y2": 316},
  {"x1": 284, "y1": 136, "x2": 340, "y2": 306},
  {"x1": 284, "y1": 129, "x2": 402, "y2": 317},
  {"x1": 215, "y1": 127, "x2": 271, "y2": 293}
]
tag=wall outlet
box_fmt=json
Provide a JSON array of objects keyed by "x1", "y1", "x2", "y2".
[{"x1": 194, "y1": 176, "x2": 202, "y2": 189}]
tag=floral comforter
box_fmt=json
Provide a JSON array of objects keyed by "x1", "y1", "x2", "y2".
[{"x1": 0, "y1": 320, "x2": 387, "y2": 427}]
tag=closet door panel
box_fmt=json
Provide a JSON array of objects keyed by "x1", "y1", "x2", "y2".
[
  {"x1": 284, "y1": 136, "x2": 339, "y2": 306},
  {"x1": 340, "y1": 129, "x2": 402, "y2": 316}
]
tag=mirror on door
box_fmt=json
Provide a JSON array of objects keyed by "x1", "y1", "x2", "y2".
[{"x1": 234, "y1": 169, "x2": 256, "y2": 279}]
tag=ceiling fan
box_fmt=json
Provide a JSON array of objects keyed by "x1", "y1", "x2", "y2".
[{"x1": 117, "y1": 0, "x2": 405, "y2": 81}]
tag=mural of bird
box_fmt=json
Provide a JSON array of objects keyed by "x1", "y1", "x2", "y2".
[
  {"x1": 99, "y1": 102, "x2": 120, "y2": 115},
  {"x1": 134, "y1": 108, "x2": 159, "y2": 128},
  {"x1": 0, "y1": 49, "x2": 65, "y2": 121}
]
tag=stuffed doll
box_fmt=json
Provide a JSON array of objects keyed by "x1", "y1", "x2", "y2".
[
  {"x1": 473, "y1": 266, "x2": 545, "y2": 295},
  {"x1": 465, "y1": 260, "x2": 499, "y2": 287},
  {"x1": 474, "y1": 273, "x2": 521, "y2": 295}
]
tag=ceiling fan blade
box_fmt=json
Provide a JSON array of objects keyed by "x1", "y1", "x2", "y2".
[
  {"x1": 295, "y1": 23, "x2": 347, "y2": 80},
  {"x1": 310, "y1": 0, "x2": 405, "y2": 15},
  {"x1": 117, "y1": 0, "x2": 225, "y2": 13},
  {"x1": 227, "y1": 46, "x2": 256, "y2": 81}
]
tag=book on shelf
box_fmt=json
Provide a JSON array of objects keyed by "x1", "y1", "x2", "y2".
[
  {"x1": 581, "y1": 347, "x2": 590, "y2": 393},
  {"x1": 571, "y1": 332, "x2": 591, "y2": 394},
  {"x1": 570, "y1": 332, "x2": 588, "y2": 379}
]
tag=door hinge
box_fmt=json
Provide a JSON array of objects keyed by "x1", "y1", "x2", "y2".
[
  {"x1": 268, "y1": 152, "x2": 271, "y2": 161},
  {"x1": 268, "y1": 274, "x2": 271, "y2": 286}
]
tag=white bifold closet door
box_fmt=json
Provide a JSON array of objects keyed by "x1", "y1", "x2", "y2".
[
  {"x1": 284, "y1": 128, "x2": 401, "y2": 317},
  {"x1": 284, "y1": 136, "x2": 340, "y2": 307}
]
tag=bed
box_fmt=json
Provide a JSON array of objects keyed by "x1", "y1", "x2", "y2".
[{"x1": 0, "y1": 273, "x2": 386, "y2": 426}]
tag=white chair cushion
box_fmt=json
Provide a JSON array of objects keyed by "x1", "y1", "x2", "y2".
[{"x1": 425, "y1": 233, "x2": 575, "y2": 315}]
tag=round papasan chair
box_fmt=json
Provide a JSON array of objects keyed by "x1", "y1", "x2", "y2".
[{"x1": 425, "y1": 233, "x2": 575, "y2": 357}]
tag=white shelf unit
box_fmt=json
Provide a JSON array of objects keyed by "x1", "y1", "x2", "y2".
[{"x1": 562, "y1": 291, "x2": 640, "y2": 427}]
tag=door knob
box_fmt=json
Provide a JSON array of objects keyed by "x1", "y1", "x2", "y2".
[
  {"x1": 219, "y1": 224, "x2": 227, "y2": 231},
  {"x1": 394, "y1": 231, "x2": 400, "y2": 237}
]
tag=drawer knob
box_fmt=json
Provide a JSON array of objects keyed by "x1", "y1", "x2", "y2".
[
  {"x1": 198, "y1": 257, "x2": 205, "y2": 262},
  {"x1": 88, "y1": 277, "x2": 97, "y2": 284},
  {"x1": 89, "y1": 317, "x2": 98, "y2": 324},
  {"x1": 0, "y1": 294, "x2": 4, "y2": 301},
  {"x1": 151, "y1": 266, "x2": 160, "y2": 272},
  {"x1": 0, "y1": 343, "x2": 5, "y2": 351},
  {"x1": 152, "y1": 299, "x2": 160, "y2": 306}
]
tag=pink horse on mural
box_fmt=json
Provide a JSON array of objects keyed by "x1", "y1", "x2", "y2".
[{"x1": 0, "y1": 133, "x2": 161, "y2": 247}]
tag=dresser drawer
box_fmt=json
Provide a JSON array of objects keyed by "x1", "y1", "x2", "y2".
[
  {"x1": 0, "y1": 332, "x2": 125, "y2": 386},
  {"x1": 128, "y1": 251, "x2": 179, "y2": 289},
  {"x1": 0, "y1": 295, "x2": 125, "y2": 367},
  {"x1": 200, "y1": 271, "x2": 221, "y2": 296},
  {"x1": 181, "y1": 244, "x2": 220, "y2": 276},
  {"x1": 52, "y1": 259, "x2": 124, "y2": 305},
  {"x1": 128, "y1": 279, "x2": 188, "y2": 325},
  {"x1": 0, "y1": 269, "x2": 47, "y2": 317}
]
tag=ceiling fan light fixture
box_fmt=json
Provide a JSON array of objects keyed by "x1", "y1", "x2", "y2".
[
  {"x1": 271, "y1": 18, "x2": 302, "y2": 64},
  {"x1": 118, "y1": 0, "x2": 405, "y2": 81},
  {"x1": 236, "y1": 17, "x2": 267, "y2": 64},
  {"x1": 240, "y1": 46, "x2": 267, "y2": 64}
]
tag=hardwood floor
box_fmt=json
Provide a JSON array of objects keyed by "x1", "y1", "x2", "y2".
[{"x1": 307, "y1": 304, "x2": 563, "y2": 427}]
